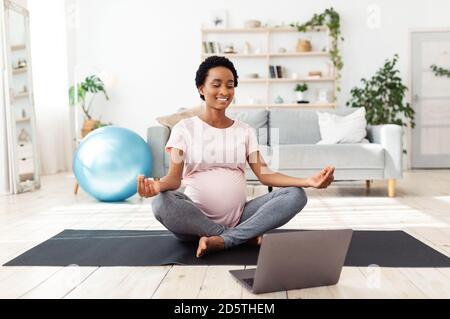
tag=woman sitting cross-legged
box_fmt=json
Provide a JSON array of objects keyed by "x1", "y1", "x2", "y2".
[{"x1": 138, "y1": 56, "x2": 334, "y2": 258}]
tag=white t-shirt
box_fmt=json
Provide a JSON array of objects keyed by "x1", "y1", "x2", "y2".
[{"x1": 165, "y1": 115, "x2": 259, "y2": 227}]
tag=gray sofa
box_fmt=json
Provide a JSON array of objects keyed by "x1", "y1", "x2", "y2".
[{"x1": 147, "y1": 108, "x2": 402, "y2": 197}]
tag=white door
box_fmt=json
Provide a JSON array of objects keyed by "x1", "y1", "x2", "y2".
[{"x1": 411, "y1": 30, "x2": 450, "y2": 168}]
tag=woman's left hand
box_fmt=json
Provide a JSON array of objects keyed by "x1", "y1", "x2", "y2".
[{"x1": 306, "y1": 166, "x2": 335, "y2": 189}]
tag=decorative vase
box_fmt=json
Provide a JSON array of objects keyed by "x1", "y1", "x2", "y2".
[
  {"x1": 81, "y1": 119, "x2": 100, "y2": 138},
  {"x1": 243, "y1": 42, "x2": 252, "y2": 54},
  {"x1": 296, "y1": 39, "x2": 312, "y2": 52},
  {"x1": 274, "y1": 95, "x2": 284, "y2": 104}
]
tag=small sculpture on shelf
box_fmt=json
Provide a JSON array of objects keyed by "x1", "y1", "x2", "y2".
[
  {"x1": 244, "y1": 73, "x2": 259, "y2": 79},
  {"x1": 223, "y1": 44, "x2": 236, "y2": 54},
  {"x1": 274, "y1": 95, "x2": 284, "y2": 104},
  {"x1": 17, "y1": 59, "x2": 27, "y2": 69},
  {"x1": 308, "y1": 70, "x2": 322, "y2": 79},
  {"x1": 18, "y1": 128, "x2": 30, "y2": 143},
  {"x1": 22, "y1": 109, "x2": 27, "y2": 118},
  {"x1": 244, "y1": 19, "x2": 261, "y2": 28},
  {"x1": 243, "y1": 42, "x2": 252, "y2": 55}
]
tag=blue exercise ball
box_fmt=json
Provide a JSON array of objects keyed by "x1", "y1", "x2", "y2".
[{"x1": 73, "y1": 126, "x2": 152, "y2": 202}]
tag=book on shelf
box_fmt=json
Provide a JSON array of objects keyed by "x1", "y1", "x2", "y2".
[
  {"x1": 208, "y1": 41, "x2": 215, "y2": 54},
  {"x1": 269, "y1": 65, "x2": 276, "y2": 78},
  {"x1": 214, "y1": 42, "x2": 222, "y2": 54},
  {"x1": 202, "y1": 41, "x2": 222, "y2": 54},
  {"x1": 269, "y1": 65, "x2": 283, "y2": 78},
  {"x1": 276, "y1": 65, "x2": 283, "y2": 78}
]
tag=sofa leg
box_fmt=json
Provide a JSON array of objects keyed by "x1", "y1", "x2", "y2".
[
  {"x1": 365, "y1": 180, "x2": 371, "y2": 190},
  {"x1": 388, "y1": 179, "x2": 396, "y2": 197},
  {"x1": 268, "y1": 186, "x2": 273, "y2": 193}
]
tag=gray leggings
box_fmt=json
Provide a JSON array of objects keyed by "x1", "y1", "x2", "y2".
[{"x1": 151, "y1": 186, "x2": 307, "y2": 249}]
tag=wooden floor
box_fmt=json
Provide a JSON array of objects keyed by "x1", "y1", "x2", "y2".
[{"x1": 0, "y1": 170, "x2": 450, "y2": 299}]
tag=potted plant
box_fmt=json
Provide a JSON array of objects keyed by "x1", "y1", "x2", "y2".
[
  {"x1": 290, "y1": 7, "x2": 344, "y2": 91},
  {"x1": 346, "y1": 54, "x2": 415, "y2": 129},
  {"x1": 294, "y1": 83, "x2": 309, "y2": 103},
  {"x1": 69, "y1": 75, "x2": 110, "y2": 137}
]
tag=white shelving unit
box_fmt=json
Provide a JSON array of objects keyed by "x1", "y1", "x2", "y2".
[
  {"x1": 201, "y1": 26, "x2": 337, "y2": 109},
  {"x1": 1, "y1": 0, "x2": 40, "y2": 193}
]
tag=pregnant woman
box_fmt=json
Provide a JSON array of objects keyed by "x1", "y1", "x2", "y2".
[{"x1": 138, "y1": 56, "x2": 334, "y2": 258}]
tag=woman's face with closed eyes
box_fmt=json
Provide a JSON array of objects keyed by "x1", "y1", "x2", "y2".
[{"x1": 198, "y1": 66, "x2": 235, "y2": 110}]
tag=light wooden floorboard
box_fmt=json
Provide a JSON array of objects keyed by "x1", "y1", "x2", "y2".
[
  {"x1": 21, "y1": 266, "x2": 98, "y2": 299},
  {"x1": 0, "y1": 267, "x2": 62, "y2": 299},
  {"x1": 0, "y1": 170, "x2": 449, "y2": 298},
  {"x1": 197, "y1": 266, "x2": 245, "y2": 299},
  {"x1": 65, "y1": 266, "x2": 171, "y2": 299},
  {"x1": 152, "y1": 266, "x2": 208, "y2": 299}
]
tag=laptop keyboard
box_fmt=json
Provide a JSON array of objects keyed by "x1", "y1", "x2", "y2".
[{"x1": 242, "y1": 278, "x2": 254, "y2": 287}]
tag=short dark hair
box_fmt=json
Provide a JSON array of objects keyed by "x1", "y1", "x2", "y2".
[{"x1": 195, "y1": 56, "x2": 238, "y2": 100}]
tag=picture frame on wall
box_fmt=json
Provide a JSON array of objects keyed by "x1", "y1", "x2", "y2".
[{"x1": 210, "y1": 10, "x2": 228, "y2": 28}]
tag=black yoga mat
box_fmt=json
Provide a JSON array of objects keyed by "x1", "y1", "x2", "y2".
[{"x1": 4, "y1": 229, "x2": 450, "y2": 267}]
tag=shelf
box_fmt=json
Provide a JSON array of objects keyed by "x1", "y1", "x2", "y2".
[
  {"x1": 12, "y1": 67, "x2": 27, "y2": 75},
  {"x1": 230, "y1": 103, "x2": 336, "y2": 109},
  {"x1": 240, "y1": 78, "x2": 267, "y2": 83},
  {"x1": 201, "y1": 26, "x2": 328, "y2": 33},
  {"x1": 5, "y1": 5, "x2": 41, "y2": 194},
  {"x1": 201, "y1": 24, "x2": 337, "y2": 110},
  {"x1": 13, "y1": 92, "x2": 28, "y2": 99},
  {"x1": 11, "y1": 44, "x2": 26, "y2": 51},
  {"x1": 269, "y1": 26, "x2": 328, "y2": 33},
  {"x1": 201, "y1": 52, "x2": 330, "y2": 58},
  {"x1": 268, "y1": 103, "x2": 336, "y2": 108},
  {"x1": 202, "y1": 53, "x2": 267, "y2": 58},
  {"x1": 16, "y1": 117, "x2": 30, "y2": 123},
  {"x1": 269, "y1": 52, "x2": 330, "y2": 57},
  {"x1": 269, "y1": 77, "x2": 335, "y2": 83},
  {"x1": 239, "y1": 77, "x2": 335, "y2": 83}
]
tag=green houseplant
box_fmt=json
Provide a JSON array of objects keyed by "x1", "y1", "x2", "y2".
[
  {"x1": 290, "y1": 7, "x2": 344, "y2": 91},
  {"x1": 346, "y1": 54, "x2": 415, "y2": 129},
  {"x1": 69, "y1": 75, "x2": 110, "y2": 137},
  {"x1": 294, "y1": 83, "x2": 309, "y2": 103}
]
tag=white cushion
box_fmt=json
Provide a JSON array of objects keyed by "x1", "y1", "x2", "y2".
[{"x1": 317, "y1": 107, "x2": 367, "y2": 144}]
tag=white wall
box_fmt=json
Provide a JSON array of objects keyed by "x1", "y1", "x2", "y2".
[
  {"x1": 13, "y1": 0, "x2": 26, "y2": 7},
  {"x1": 69, "y1": 0, "x2": 450, "y2": 141}
]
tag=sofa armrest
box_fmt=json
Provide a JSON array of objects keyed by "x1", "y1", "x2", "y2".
[
  {"x1": 147, "y1": 125, "x2": 170, "y2": 178},
  {"x1": 367, "y1": 124, "x2": 403, "y2": 179}
]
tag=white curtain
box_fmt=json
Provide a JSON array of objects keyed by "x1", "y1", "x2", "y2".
[{"x1": 28, "y1": 0, "x2": 72, "y2": 175}]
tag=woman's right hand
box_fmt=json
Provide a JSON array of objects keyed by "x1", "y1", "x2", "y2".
[{"x1": 137, "y1": 175, "x2": 161, "y2": 198}]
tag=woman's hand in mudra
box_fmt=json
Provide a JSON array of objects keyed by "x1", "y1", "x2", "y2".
[
  {"x1": 137, "y1": 175, "x2": 161, "y2": 198},
  {"x1": 306, "y1": 166, "x2": 335, "y2": 189}
]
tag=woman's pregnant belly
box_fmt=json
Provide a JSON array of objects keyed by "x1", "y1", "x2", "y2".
[{"x1": 182, "y1": 167, "x2": 247, "y2": 228}]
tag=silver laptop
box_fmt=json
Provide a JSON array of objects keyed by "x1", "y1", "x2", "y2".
[{"x1": 229, "y1": 229, "x2": 353, "y2": 294}]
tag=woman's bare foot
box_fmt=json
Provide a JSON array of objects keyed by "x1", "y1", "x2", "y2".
[
  {"x1": 246, "y1": 236, "x2": 263, "y2": 246},
  {"x1": 196, "y1": 236, "x2": 225, "y2": 258}
]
